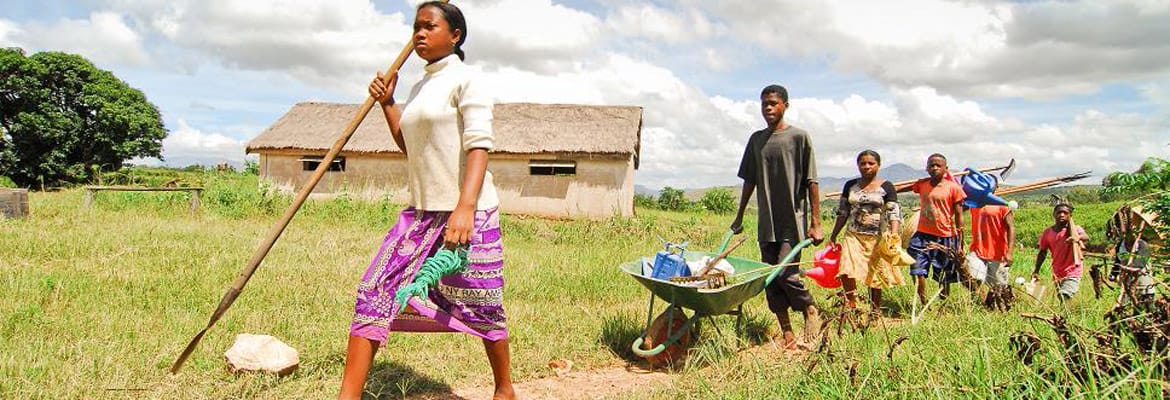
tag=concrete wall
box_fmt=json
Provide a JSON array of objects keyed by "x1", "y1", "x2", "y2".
[
  {"x1": 257, "y1": 152, "x2": 634, "y2": 219},
  {"x1": 492, "y1": 156, "x2": 635, "y2": 218},
  {"x1": 258, "y1": 153, "x2": 411, "y2": 202}
]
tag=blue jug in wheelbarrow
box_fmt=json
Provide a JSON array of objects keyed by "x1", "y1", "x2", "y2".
[{"x1": 651, "y1": 242, "x2": 691, "y2": 280}]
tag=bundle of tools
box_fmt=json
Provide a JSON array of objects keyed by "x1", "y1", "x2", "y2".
[
  {"x1": 993, "y1": 171, "x2": 1092, "y2": 196},
  {"x1": 668, "y1": 235, "x2": 748, "y2": 289}
]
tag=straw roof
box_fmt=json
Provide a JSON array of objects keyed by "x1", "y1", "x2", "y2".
[{"x1": 246, "y1": 102, "x2": 643, "y2": 160}]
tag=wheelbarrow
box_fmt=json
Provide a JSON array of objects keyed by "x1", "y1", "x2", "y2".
[{"x1": 620, "y1": 237, "x2": 814, "y2": 363}]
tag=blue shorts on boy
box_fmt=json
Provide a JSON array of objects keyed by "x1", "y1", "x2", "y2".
[{"x1": 908, "y1": 232, "x2": 959, "y2": 284}]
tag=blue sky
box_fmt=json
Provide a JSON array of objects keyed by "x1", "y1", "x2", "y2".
[{"x1": 3, "y1": 0, "x2": 1168, "y2": 189}]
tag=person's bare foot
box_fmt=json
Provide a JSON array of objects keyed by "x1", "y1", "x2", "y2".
[
  {"x1": 801, "y1": 306, "x2": 822, "y2": 343},
  {"x1": 769, "y1": 331, "x2": 798, "y2": 350},
  {"x1": 782, "y1": 331, "x2": 798, "y2": 350},
  {"x1": 493, "y1": 386, "x2": 516, "y2": 400}
]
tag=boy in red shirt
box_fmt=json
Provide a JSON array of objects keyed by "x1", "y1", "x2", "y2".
[
  {"x1": 1032, "y1": 203, "x2": 1088, "y2": 301},
  {"x1": 907, "y1": 154, "x2": 966, "y2": 304},
  {"x1": 970, "y1": 203, "x2": 1016, "y2": 290}
]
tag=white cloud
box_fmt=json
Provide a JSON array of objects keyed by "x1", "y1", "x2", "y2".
[
  {"x1": 1140, "y1": 80, "x2": 1170, "y2": 113},
  {"x1": 605, "y1": 4, "x2": 722, "y2": 44},
  {"x1": 0, "y1": 19, "x2": 20, "y2": 46},
  {"x1": 103, "y1": 0, "x2": 411, "y2": 93},
  {"x1": 157, "y1": 119, "x2": 247, "y2": 167},
  {"x1": 692, "y1": 0, "x2": 1170, "y2": 99},
  {"x1": 93, "y1": 0, "x2": 604, "y2": 94},
  {"x1": 0, "y1": 12, "x2": 149, "y2": 67},
  {"x1": 461, "y1": 0, "x2": 602, "y2": 73}
]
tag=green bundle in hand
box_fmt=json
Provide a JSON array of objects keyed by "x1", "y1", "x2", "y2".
[{"x1": 394, "y1": 248, "x2": 469, "y2": 308}]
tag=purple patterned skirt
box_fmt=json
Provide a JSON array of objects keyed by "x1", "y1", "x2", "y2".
[{"x1": 350, "y1": 207, "x2": 507, "y2": 342}]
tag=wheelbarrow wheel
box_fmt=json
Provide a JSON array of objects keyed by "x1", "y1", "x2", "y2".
[{"x1": 637, "y1": 306, "x2": 694, "y2": 368}]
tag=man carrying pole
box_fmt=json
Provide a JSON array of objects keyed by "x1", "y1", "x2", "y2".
[{"x1": 1032, "y1": 202, "x2": 1089, "y2": 302}]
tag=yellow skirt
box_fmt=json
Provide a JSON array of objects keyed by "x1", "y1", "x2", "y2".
[
  {"x1": 839, "y1": 231, "x2": 910, "y2": 289},
  {"x1": 838, "y1": 231, "x2": 877, "y2": 280}
]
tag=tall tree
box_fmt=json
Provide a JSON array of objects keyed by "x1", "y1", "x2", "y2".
[{"x1": 0, "y1": 48, "x2": 166, "y2": 187}]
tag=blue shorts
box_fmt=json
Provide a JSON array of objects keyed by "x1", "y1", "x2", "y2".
[{"x1": 907, "y1": 232, "x2": 959, "y2": 284}]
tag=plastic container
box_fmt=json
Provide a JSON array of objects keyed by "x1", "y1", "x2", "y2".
[{"x1": 652, "y1": 243, "x2": 691, "y2": 280}]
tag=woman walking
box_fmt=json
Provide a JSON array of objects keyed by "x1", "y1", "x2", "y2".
[
  {"x1": 338, "y1": 2, "x2": 514, "y2": 399},
  {"x1": 828, "y1": 150, "x2": 905, "y2": 317}
]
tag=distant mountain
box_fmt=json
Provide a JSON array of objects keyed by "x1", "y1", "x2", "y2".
[
  {"x1": 634, "y1": 184, "x2": 658, "y2": 196},
  {"x1": 819, "y1": 163, "x2": 923, "y2": 193}
]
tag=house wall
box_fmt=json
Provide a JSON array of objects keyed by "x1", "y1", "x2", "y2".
[
  {"x1": 492, "y1": 156, "x2": 635, "y2": 218},
  {"x1": 258, "y1": 153, "x2": 412, "y2": 202},
  {"x1": 257, "y1": 152, "x2": 635, "y2": 219}
]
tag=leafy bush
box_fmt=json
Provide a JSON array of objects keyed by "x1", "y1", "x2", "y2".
[
  {"x1": 700, "y1": 188, "x2": 736, "y2": 214},
  {"x1": 1104, "y1": 157, "x2": 1170, "y2": 191},
  {"x1": 244, "y1": 159, "x2": 260, "y2": 175},
  {"x1": 0, "y1": 176, "x2": 14, "y2": 188},
  {"x1": 1062, "y1": 185, "x2": 1132, "y2": 204},
  {"x1": 634, "y1": 193, "x2": 657, "y2": 209},
  {"x1": 657, "y1": 186, "x2": 689, "y2": 211}
]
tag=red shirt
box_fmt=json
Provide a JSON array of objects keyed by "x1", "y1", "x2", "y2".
[
  {"x1": 1039, "y1": 225, "x2": 1087, "y2": 279},
  {"x1": 970, "y1": 206, "x2": 1011, "y2": 261},
  {"x1": 912, "y1": 178, "x2": 966, "y2": 238}
]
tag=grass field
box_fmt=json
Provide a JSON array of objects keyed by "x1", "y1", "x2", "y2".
[{"x1": 1, "y1": 170, "x2": 1163, "y2": 399}]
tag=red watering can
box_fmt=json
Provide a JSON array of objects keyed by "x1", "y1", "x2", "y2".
[{"x1": 804, "y1": 244, "x2": 842, "y2": 289}]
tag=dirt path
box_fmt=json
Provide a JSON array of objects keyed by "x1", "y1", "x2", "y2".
[
  {"x1": 404, "y1": 335, "x2": 832, "y2": 399},
  {"x1": 408, "y1": 365, "x2": 674, "y2": 400},
  {"x1": 404, "y1": 316, "x2": 914, "y2": 399}
]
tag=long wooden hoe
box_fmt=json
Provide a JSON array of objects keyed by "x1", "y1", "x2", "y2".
[{"x1": 169, "y1": 1, "x2": 448, "y2": 372}]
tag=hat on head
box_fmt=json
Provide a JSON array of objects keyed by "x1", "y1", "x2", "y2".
[
  {"x1": 961, "y1": 168, "x2": 1009, "y2": 209},
  {"x1": 1050, "y1": 194, "x2": 1074, "y2": 212}
]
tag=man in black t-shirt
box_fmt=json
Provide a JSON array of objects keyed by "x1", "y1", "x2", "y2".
[{"x1": 731, "y1": 84, "x2": 824, "y2": 349}]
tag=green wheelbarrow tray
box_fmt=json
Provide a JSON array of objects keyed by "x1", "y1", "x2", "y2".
[
  {"x1": 619, "y1": 253, "x2": 776, "y2": 316},
  {"x1": 623, "y1": 239, "x2": 812, "y2": 358}
]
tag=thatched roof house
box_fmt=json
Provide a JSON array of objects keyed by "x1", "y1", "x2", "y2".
[
  {"x1": 247, "y1": 102, "x2": 644, "y2": 218},
  {"x1": 248, "y1": 102, "x2": 642, "y2": 161}
]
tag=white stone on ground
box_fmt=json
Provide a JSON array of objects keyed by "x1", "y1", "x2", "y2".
[{"x1": 224, "y1": 334, "x2": 299, "y2": 376}]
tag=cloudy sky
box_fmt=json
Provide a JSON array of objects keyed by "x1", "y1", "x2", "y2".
[{"x1": 3, "y1": 0, "x2": 1168, "y2": 189}]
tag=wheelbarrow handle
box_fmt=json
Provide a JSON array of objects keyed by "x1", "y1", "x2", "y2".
[
  {"x1": 630, "y1": 313, "x2": 700, "y2": 358},
  {"x1": 764, "y1": 239, "x2": 815, "y2": 286},
  {"x1": 715, "y1": 229, "x2": 736, "y2": 254},
  {"x1": 630, "y1": 338, "x2": 667, "y2": 357}
]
